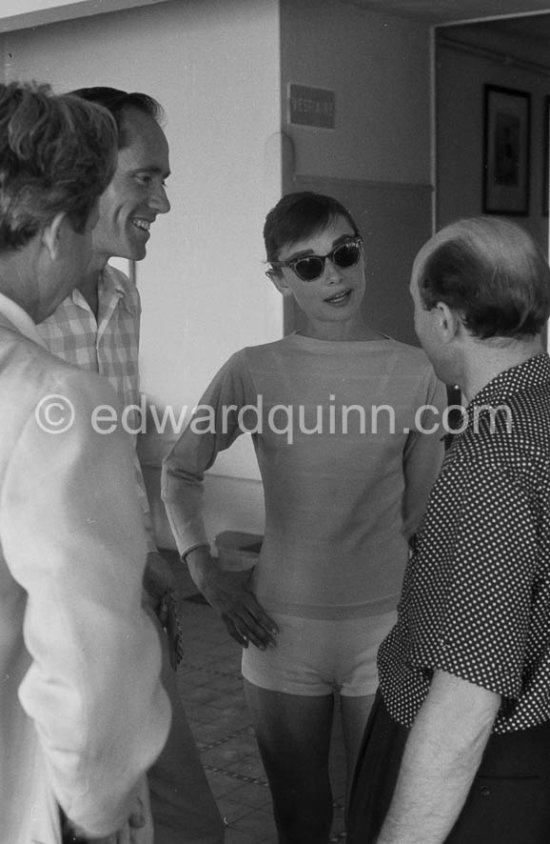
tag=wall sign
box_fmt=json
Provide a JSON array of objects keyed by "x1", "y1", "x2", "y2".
[{"x1": 288, "y1": 84, "x2": 335, "y2": 129}]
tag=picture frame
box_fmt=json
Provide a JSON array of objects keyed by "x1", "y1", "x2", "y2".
[
  {"x1": 483, "y1": 84, "x2": 530, "y2": 216},
  {"x1": 543, "y1": 95, "x2": 550, "y2": 217}
]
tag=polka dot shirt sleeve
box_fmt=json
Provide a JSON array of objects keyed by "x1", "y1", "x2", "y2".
[{"x1": 408, "y1": 459, "x2": 538, "y2": 700}]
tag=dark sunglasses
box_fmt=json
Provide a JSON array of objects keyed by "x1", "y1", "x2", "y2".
[{"x1": 268, "y1": 236, "x2": 363, "y2": 282}]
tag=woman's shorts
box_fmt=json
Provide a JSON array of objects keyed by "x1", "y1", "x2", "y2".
[{"x1": 241, "y1": 610, "x2": 396, "y2": 697}]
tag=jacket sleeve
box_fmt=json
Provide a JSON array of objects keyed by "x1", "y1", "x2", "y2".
[
  {"x1": 161, "y1": 350, "x2": 252, "y2": 557},
  {"x1": 0, "y1": 370, "x2": 171, "y2": 838}
]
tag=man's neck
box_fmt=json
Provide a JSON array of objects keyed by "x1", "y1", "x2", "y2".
[
  {"x1": 461, "y1": 336, "x2": 544, "y2": 401},
  {"x1": 77, "y1": 267, "x2": 103, "y2": 320}
]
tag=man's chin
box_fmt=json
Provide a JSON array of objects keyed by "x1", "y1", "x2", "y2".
[
  {"x1": 114, "y1": 241, "x2": 147, "y2": 263},
  {"x1": 130, "y1": 242, "x2": 148, "y2": 262}
]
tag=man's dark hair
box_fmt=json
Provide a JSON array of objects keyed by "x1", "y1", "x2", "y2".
[
  {"x1": 70, "y1": 86, "x2": 163, "y2": 148},
  {"x1": 417, "y1": 216, "x2": 550, "y2": 339},
  {"x1": 264, "y1": 192, "x2": 359, "y2": 267}
]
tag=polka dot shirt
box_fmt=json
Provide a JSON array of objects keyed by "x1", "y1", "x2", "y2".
[{"x1": 378, "y1": 353, "x2": 550, "y2": 734}]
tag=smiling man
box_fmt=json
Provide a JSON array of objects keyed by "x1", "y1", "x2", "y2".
[
  {"x1": 39, "y1": 88, "x2": 171, "y2": 564},
  {"x1": 39, "y1": 87, "x2": 224, "y2": 844}
]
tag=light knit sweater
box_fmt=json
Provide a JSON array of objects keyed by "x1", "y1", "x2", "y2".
[{"x1": 162, "y1": 334, "x2": 446, "y2": 620}]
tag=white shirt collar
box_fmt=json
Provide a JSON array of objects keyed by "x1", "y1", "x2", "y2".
[{"x1": 0, "y1": 292, "x2": 47, "y2": 349}]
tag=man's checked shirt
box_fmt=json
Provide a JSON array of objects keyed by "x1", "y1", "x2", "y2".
[{"x1": 39, "y1": 265, "x2": 155, "y2": 550}]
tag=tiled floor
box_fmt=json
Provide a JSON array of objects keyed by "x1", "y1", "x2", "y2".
[{"x1": 169, "y1": 552, "x2": 348, "y2": 843}]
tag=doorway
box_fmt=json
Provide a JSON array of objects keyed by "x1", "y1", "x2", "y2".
[
  {"x1": 434, "y1": 13, "x2": 550, "y2": 352},
  {"x1": 434, "y1": 14, "x2": 550, "y2": 248}
]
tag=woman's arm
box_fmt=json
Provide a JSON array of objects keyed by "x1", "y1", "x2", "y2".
[
  {"x1": 162, "y1": 351, "x2": 250, "y2": 551},
  {"x1": 161, "y1": 350, "x2": 278, "y2": 649}
]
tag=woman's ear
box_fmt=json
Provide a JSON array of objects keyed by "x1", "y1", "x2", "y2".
[
  {"x1": 41, "y1": 212, "x2": 67, "y2": 260},
  {"x1": 266, "y1": 268, "x2": 290, "y2": 295}
]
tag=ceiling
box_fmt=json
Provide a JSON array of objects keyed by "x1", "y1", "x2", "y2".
[
  {"x1": 4, "y1": 0, "x2": 550, "y2": 36},
  {"x1": 344, "y1": 0, "x2": 550, "y2": 25}
]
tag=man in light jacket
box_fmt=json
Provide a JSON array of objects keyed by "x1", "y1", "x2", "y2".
[{"x1": 0, "y1": 81, "x2": 170, "y2": 844}]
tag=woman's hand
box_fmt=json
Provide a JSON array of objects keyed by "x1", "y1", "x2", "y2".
[{"x1": 186, "y1": 546, "x2": 278, "y2": 650}]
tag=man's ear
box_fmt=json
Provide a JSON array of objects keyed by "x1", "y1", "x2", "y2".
[
  {"x1": 41, "y1": 212, "x2": 68, "y2": 261},
  {"x1": 436, "y1": 301, "x2": 461, "y2": 341},
  {"x1": 265, "y1": 268, "x2": 290, "y2": 295}
]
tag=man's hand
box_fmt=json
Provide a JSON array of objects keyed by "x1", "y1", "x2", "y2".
[
  {"x1": 186, "y1": 546, "x2": 278, "y2": 650},
  {"x1": 63, "y1": 794, "x2": 147, "y2": 843},
  {"x1": 143, "y1": 550, "x2": 175, "y2": 609},
  {"x1": 142, "y1": 550, "x2": 183, "y2": 667}
]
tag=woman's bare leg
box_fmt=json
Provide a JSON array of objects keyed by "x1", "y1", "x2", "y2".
[{"x1": 244, "y1": 679, "x2": 334, "y2": 844}]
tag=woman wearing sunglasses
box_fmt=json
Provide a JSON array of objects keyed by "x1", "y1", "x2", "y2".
[{"x1": 162, "y1": 192, "x2": 445, "y2": 843}]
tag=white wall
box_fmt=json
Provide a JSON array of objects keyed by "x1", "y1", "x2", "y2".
[
  {"x1": 0, "y1": 0, "x2": 435, "y2": 549},
  {"x1": 1, "y1": 0, "x2": 282, "y2": 546},
  {"x1": 2, "y1": 0, "x2": 283, "y2": 414}
]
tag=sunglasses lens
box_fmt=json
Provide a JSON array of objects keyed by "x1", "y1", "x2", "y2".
[
  {"x1": 293, "y1": 256, "x2": 325, "y2": 282},
  {"x1": 333, "y1": 241, "x2": 361, "y2": 269},
  {"x1": 288, "y1": 239, "x2": 361, "y2": 281}
]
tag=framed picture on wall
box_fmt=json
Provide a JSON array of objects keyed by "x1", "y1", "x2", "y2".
[
  {"x1": 483, "y1": 84, "x2": 530, "y2": 216},
  {"x1": 543, "y1": 95, "x2": 550, "y2": 216}
]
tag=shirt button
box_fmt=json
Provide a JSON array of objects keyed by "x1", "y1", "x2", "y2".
[{"x1": 480, "y1": 785, "x2": 491, "y2": 797}]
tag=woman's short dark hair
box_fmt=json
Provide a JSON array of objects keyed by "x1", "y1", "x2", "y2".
[
  {"x1": 263, "y1": 192, "x2": 359, "y2": 264},
  {"x1": 70, "y1": 86, "x2": 163, "y2": 148},
  {"x1": 0, "y1": 81, "x2": 117, "y2": 250},
  {"x1": 417, "y1": 216, "x2": 550, "y2": 339}
]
